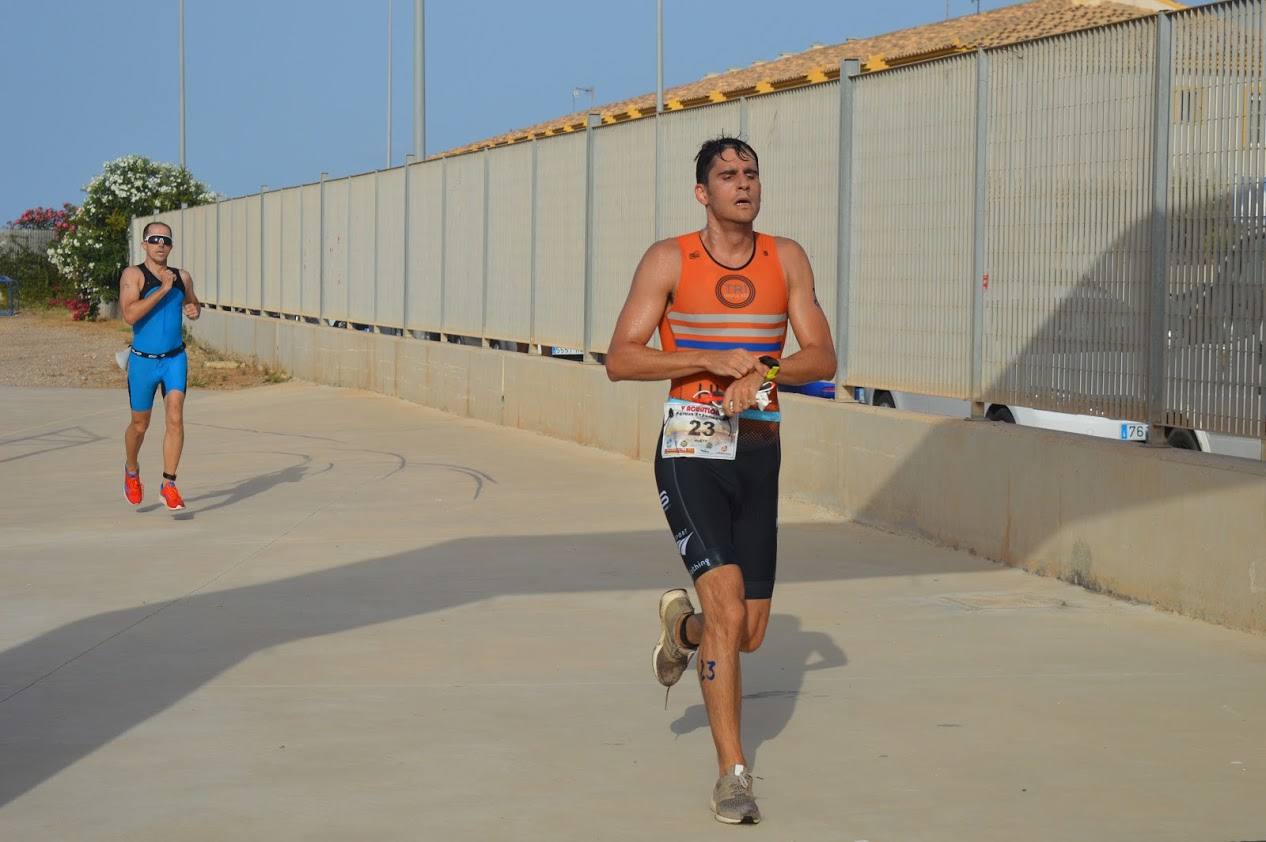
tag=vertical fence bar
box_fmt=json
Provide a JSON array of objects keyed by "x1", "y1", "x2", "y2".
[
  {"x1": 371, "y1": 170, "x2": 379, "y2": 328},
  {"x1": 1148, "y1": 13, "x2": 1174, "y2": 443},
  {"x1": 439, "y1": 156, "x2": 448, "y2": 334},
  {"x1": 836, "y1": 58, "x2": 860, "y2": 397},
  {"x1": 259, "y1": 186, "x2": 267, "y2": 313},
  {"x1": 403, "y1": 153, "x2": 414, "y2": 336},
  {"x1": 654, "y1": 113, "x2": 663, "y2": 242},
  {"x1": 740, "y1": 96, "x2": 749, "y2": 138},
  {"x1": 970, "y1": 51, "x2": 990, "y2": 418},
  {"x1": 482, "y1": 150, "x2": 491, "y2": 345},
  {"x1": 530, "y1": 139, "x2": 539, "y2": 349},
  {"x1": 215, "y1": 201, "x2": 222, "y2": 308},
  {"x1": 319, "y1": 172, "x2": 327, "y2": 324},
  {"x1": 583, "y1": 112, "x2": 600, "y2": 356}
]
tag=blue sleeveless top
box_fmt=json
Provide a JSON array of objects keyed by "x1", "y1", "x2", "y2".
[{"x1": 132, "y1": 263, "x2": 185, "y2": 355}]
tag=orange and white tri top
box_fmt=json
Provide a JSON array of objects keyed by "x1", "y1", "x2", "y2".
[{"x1": 659, "y1": 231, "x2": 788, "y2": 419}]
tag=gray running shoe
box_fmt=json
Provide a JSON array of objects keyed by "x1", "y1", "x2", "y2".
[
  {"x1": 653, "y1": 588, "x2": 694, "y2": 687},
  {"x1": 712, "y1": 764, "x2": 760, "y2": 824}
]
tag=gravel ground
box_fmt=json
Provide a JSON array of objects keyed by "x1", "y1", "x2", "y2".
[{"x1": 0, "y1": 308, "x2": 288, "y2": 390}]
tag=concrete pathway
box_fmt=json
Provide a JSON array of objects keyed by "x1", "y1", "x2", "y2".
[{"x1": 1, "y1": 382, "x2": 1264, "y2": 841}]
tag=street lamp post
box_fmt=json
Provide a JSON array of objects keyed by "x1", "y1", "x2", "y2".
[
  {"x1": 179, "y1": 0, "x2": 186, "y2": 169},
  {"x1": 387, "y1": 0, "x2": 393, "y2": 167},
  {"x1": 414, "y1": 0, "x2": 424, "y2": 159}
]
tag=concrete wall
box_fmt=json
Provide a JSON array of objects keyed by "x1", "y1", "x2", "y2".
[{"x1": 192, "y1": 309, "x2": 1266, "y2": 634}]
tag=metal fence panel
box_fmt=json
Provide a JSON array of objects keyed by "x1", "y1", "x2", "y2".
[
  {"x1": 280, "y1": 188, "x2": 303, "y2": 315},
  {"x1": 1167, "y1": 2, "x2": 1266, "y2": 439},
  {"x1": 748, "y1": 83, "x2": 840, "y2": 356},
  {"x1": 347, "y1": 173, "x2": 378, "y2": 324},
  {"x1": 443, "y1": 153, "x2": 486, "y2": 336},
  {"x1": 532, "y1": 132, "x2": 587, "y2": 349},
  {"x1": 181, "y1": 208, "x2": 198, "y2": 297},
  {"x1": 591, "y1": 118, "x2": 656, "y2": 353},
  {"x1": 129, "y1": 217, "x2": 145, "y2": 266},
  {"x1": 205, "y1": 203, "x2": 220, "y2": 306},
  {"x1": 322, "y1": 179, "x2": 350, "y2": 323},
  {"x1": 406, "y1": 159, "x2": 443, "y2": 331},
  {"x1": 849, "y1": 55, "x2": 977, "y2": 398},
  {"x1": 263, "y1": 191, "x2": 283, "y2": 311},
  {"x1": 485, "y1": 142, "x2": 534, "y2": 342},
  {"x1": 245, "y1": 196, "x2": 262, "y2": 310},
  {"x1": 376, "y1": 169, "x2": 406, "y2": 328},
  {"x1": 231, "y1": 199, "x2": 248, "y2": 309},
  {"x1": 657, "y1": 101, "x2": 741, "y2": 237},
  {"x1": 984, "y1": 22, "x2": 1155, "y2": 420},
  {"x1": 299, "y1": 185, "x2": 320, "y2": 317}
]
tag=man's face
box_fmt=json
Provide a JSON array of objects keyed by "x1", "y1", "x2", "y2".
[
  {"x1": 142, "y1": 226, "x2": 172, "y2": 263},
  {"x1": 695, "y1": 148, "x2": 761, "y2": 223}
]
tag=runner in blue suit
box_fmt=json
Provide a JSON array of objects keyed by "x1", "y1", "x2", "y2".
[{"x1": 120, "y1": 221, "x2": 201, "y2": 510}]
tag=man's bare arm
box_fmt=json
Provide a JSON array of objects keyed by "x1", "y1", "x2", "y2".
[
  {"x1": 120, "y1": 266, "x2": 174, "y2": 325},
  {"x1": 605, "y1": 240, "x2": 761, "y2": 383},
  {"x1": 180, "y1": 270, "x2": 201, "y2": 320}
]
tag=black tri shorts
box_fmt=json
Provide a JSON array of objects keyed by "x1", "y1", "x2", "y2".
[{"x1": 653, "y1": 425, "x2": 780, "y2": 600}]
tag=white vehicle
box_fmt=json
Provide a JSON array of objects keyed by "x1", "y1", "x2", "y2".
[{"x1": 856, "y1": 387, "x2": 1261, "y2": 459}]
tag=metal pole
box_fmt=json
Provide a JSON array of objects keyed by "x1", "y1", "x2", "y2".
[
  {"x1": 259, "y1": 185, "x2": 267, "y2": 313},
  {"x1": 481, "y1": 151, "x2": 491, "y2": 345},
  {"x1": 835, "y1": 59, "x2": 860, "y2": 398},
  {"x1": 656, "y1": 0, "x2": 664, "y2": 114},
  {"x1": 1147, "y1": 13, "x2": 1174, "y2": 445},
  {"x1": 387, "y1": 0, "x2": 393, "y2": 167},
  {"x1": 583, "y1": 112, "x2": 600, "y2": 356},
  {"x1": 970, "y1": 51, "x2": 990, "y2": 419},
  {"x1": 414, "y1": 0, "x2": 424, "y2": 159},
  {"x1": 319, "y1": 172, "x2": 328, "y2": 324},
  {"x1": 403, "y1": 153, "x2": 414, "y2": 333},
  {"x1": 179, "y1": 0, "x2": 186, "y2": 169},
  {"x1": 529, "y1": 139, "x2": 538, "y2": 349}
]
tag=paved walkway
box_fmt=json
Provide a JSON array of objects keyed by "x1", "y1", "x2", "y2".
[{"x1": 2, "y1": 382, "x2": 1264, "y2": 841}]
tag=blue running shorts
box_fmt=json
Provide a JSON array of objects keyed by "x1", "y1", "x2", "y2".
[{"x1": 126, "y1": 351, "x2": 188, "y2": 412}]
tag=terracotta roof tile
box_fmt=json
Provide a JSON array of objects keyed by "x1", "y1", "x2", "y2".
[{"x1": 443, "y1": 0, "x2": 1173, "y2": 156}]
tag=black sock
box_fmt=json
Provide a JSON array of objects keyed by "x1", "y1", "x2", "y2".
[{"x1": 678, "y1": 614, "x2": 698, "y2": 650}]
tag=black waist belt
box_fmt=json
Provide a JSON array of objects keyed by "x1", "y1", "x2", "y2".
[{"x1": 130, "y1": 343, "x2": 186, "y2": 360}]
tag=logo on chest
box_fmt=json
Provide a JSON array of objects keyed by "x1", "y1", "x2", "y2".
[{"x1": 715, "y1": 274, "x2": 755, "y2": 309}]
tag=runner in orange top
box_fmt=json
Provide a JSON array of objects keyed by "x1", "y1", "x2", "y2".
[{"x1": 606, "y1": 137, "x2": 836, "y2": 824}]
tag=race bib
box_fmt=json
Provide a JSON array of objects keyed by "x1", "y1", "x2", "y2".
[{"x1": 661, "y1": 401, "x2": 738, "y2": 460}]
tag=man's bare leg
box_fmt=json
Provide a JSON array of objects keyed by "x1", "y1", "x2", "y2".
[
  {"x1": 161, "y1": 390, "x2": 186, "y2": 476},
  {"x1": 689, "y1": 566, "x2": 771, "y2": 774},
  {"x1": 124, "y1": 409, "x2": 152, "y2": 471}
]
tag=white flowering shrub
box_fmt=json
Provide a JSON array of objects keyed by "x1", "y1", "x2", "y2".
[{"x1": 48, "y1": 155, "x2": 217, "y2": 305}]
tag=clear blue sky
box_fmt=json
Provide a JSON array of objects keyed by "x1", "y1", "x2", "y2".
[{"x1": 1, "y1": 0, "x2": 1077, "y2": 222}]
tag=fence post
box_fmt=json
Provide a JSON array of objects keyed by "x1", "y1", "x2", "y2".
[
  {"x1": 259, "y1": 186, "x2": 267, "y2": 313},
  {"x1": 969, "y1": 51, "x2": 990, "y2": 419},
  {"x1": 530, "y1": 138, "x2": 539, "y2": 350},
  {"x1": 835, "y1": 58, "x2": 860, "y2": 400},
  {"x1": 440, "y1": 156, "x2": 448, "y2": 337},
  {"x1": 583, "y1": 111, "x2": 601, "y2": 359},
  {"x1": 319, "y1": 172, "x2": 328, "y2": 325},
  {"x1": 482, "y1": 150, "x2": 492, "y2": 346},
  {"x1": 372, "y1": 169, "x2": 381, "y2": 329},
  {"x1": 215, "y1": 201, "x2": 222, "y2": 308},
  {"x1": 1147, "y1": 13, "x2": 1174, "y2": 445},
  {"x1": 403, "y1": 153, "x2": 415, "y2": 336}
]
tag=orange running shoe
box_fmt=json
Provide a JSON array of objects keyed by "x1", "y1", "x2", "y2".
[
  {"x1": 124, "y1": 468, "x2": 143, "y2": 505},
  {"x1": 160, "y1": 481, "x2": 185, "y2": 511}
]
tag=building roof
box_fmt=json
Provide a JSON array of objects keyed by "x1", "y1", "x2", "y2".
[{"x1": 441, "y1": 0, "x2": 1182, "y2": 157}]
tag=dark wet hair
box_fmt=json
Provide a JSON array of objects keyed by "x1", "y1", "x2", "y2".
[
  {"x1": 694, "y1": 137, "x2": 759, "y2": 186},
  {"x1": 142, "y1": 221, "x2": 172, "y2": 238}
]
